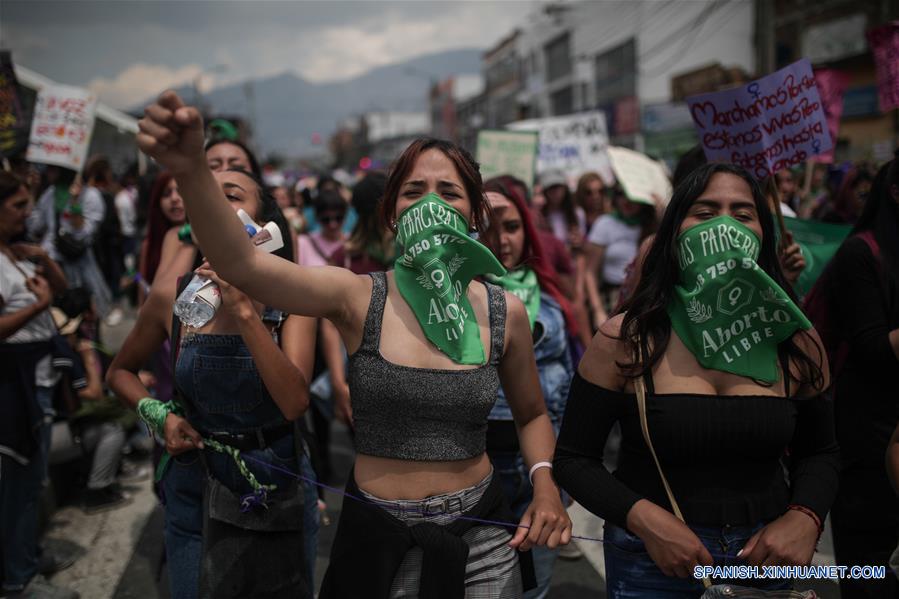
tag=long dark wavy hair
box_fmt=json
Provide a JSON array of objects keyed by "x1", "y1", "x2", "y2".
[
  {"x1": 346, "y1": 171, "x2": 392, "y2": 262},
  {"x1": 383, "y1": 138, "x2": 489, "y2": 233},
  {"x1": 483, "y1": 177, "x2": 578, "y2": 336},
  {"x1": 542, "y1": 182, "x2": 580, "y2": 230},
  {"x1": 851, "y1": 152, "x2": 899, "y2": 279},
  {"x1": 141, "y1": 172, "x2": 182, "y2": 285},
  {"x1": 617, "y1": 163, "x2": 824, "y2": 391}
]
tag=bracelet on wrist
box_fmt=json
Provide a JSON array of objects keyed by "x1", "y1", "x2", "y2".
[
  {"x1": 137, "y1": 397, "x2": 173, "y2": 438},
  {"x1": 528, "y1": 461, "x2": 553, "y2": 486},
  {"x1": 787, "y1": 504, "x2": 823, "y2": 537}
]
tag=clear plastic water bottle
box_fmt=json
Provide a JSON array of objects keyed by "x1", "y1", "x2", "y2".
[
  {"x1": 173, "y1": 209, "x2": 282, "y2": 328},
  {"x1": 173, "y1": 275, "x2": 220, "y2": 328}
]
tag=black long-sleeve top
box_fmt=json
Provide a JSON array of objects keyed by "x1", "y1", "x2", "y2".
[
  {"x1": 829, "y1": 236, "x2": 899, "y2": 468},
  {"x1": 553, "y1": 372, "x2": 840, "y2": 530}
]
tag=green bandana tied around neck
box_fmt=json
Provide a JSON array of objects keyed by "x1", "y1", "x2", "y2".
[
  {"x1": 393, "y1": 193, "x2": 505, "y2": 364},
  {"x1": 488, "y1": 267, "x2": 540, "y2": 330},
  {"x1": 667, "y1": 216, "x2": 810, "y2": 383}
]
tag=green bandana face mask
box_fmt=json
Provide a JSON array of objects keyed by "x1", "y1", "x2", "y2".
[
  {"x1": 488, "y1": 267, "x2": 540, "y2": 330},
  {"x1": 393, "y1": 193, "x2": 505, "y2": 364},
  {"x1": 667, "y1": 215, "x2": 810, "y2": 383}
]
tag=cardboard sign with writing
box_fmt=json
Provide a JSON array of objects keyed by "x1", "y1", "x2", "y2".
[
  {"x1": 0, "y1": 52, "x2": 30, "y2": 158},
  {"x1": 26, "y1": 83, "x2": 97, "y2": 171},
  {"x1": 867, "y1": 21, "x2": 899, "y2": 112},
  {"x1": 606, "y1": 146, "x2": 672, "y2": 207},
  {"x1": 507, "y1": 110, "x2": 613, "y2": 184},
  {"x1": 687, "y1": 59, "x2": 832, "y2": 180},
  {"x1": 476, "y1": 130, "x2": 539, "y2": 190}
]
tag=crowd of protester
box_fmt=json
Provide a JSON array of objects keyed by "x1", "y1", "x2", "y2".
[{"x1": 2, "y1": 86, "x2": 899, "y2": 599}]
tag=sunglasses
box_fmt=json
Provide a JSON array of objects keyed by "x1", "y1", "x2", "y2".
[{"x1": 318, "y1": 214, "x2": 345, "y2": 225}]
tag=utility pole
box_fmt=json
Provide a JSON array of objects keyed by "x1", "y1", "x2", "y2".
[{"x1": 755, "y1": 0, "x2": 776, "y2": 76}]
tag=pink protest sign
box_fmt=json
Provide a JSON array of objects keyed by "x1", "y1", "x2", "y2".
[
  {"x1": 867, "y1": 22, "x2": 899, "y2": 112},
  {"x1": 687, "y1": 59, "x2": 832, "y2": 180},
  {"x1": 812, "y1": 69, "x2": 850, "y2": 163}
]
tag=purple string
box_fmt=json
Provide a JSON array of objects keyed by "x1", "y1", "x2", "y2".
[
  {"x1": 240, "y1": 487, "x2": 269, "y2": 513},
  {"x1": 238, "y1": 451, "x2": 743, "y2": 560}
]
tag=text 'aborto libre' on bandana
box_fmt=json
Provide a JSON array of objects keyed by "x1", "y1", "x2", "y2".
[
  {"x1": 393, "y1": 193, "x2": 506, "y2": 365},
  {"x1": 487, "y1": 267, "x2": 540, "y2": 330},
  {"x1": 667, "y1": 215, "x2": 811, "y2": 383}
]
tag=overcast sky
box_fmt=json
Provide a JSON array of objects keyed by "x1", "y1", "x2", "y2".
[{"x1": 2, "y1": 0, "x2": 539, "y2": 109}]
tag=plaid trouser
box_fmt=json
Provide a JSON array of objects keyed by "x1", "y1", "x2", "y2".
[{"x1": 360, "y1": 472, "x2": 523, "y2": 599}]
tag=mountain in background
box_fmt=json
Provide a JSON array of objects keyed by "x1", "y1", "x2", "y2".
[{"x1": 135, "y1": 48, "x2": 482, "y2": 159}]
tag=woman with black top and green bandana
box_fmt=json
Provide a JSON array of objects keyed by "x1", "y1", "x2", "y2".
[
  {"x1": 554, "y1": 163, "x2": 839, "y2": 597},
  {"x1": 137, "y1": 91, "x2": 571, "y2": 599}
]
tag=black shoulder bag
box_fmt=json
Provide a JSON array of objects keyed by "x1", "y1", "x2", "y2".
[{"x1": 54, "y1": 205, "x2": 89, "y2": 260}]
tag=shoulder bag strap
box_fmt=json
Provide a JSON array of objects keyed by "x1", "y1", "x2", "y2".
[
  {"x1": 634, "y1": 341, "x2": 712, "y2": 589},
  {"x1": 634, "y1": 371, "x2": 685, "y2": 523},
  {"x1": 859, "y1": 230, "x2": 880, "y2": 262},
  {"x1": 1, "y1": 248, "x2": 33, "y2": 281}
]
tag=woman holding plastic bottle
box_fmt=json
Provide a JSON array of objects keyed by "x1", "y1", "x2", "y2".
[{"x1": 107, "y1": 167, "x2": 319, "y2": 599}]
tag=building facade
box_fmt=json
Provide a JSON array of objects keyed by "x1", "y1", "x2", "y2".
[
  {"x1": 480, "y1": 0, "x2": 755, "y2": 157},
  {"x1": 759, "y1": 0, "x2": 899, "y2": 162}
]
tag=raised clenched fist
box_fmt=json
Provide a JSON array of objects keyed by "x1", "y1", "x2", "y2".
[{"x1": 137, "y1": 91, "x2": 207, "y2": 176}]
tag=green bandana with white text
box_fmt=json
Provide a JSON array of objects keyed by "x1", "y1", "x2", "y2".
[
  {"x1": 394, "y1": 193, "x2": 506, "y2": 364},
  {"x1": 667, "y1": 216, "x2": 810, "y2": 383},
  {"x1": 488, "y1": 267, "x2": 540, "y2": 330}
]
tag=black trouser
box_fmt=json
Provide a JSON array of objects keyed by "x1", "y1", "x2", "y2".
[{"x1": 831, "y1": 465, "x2": 899, "y2": 598}]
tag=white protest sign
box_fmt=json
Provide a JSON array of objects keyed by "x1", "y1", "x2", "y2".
[
  {"x1": 606, "y1": 146, "x2": 672, "y2": 207},
  {"x1": 476, "y1": 130, "x2": 539, "y2": 189},
  {"x1": 507, "y1": 111, "x2": 613, "y2": 184},
  {"x1": 26, "y1": 83, "x2": 97, "y2": 171}
]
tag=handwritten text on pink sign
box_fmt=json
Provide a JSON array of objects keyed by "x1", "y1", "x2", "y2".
[
  {"x1": 867, "y1": 22, "x2": 899, "y2": 112},
  {"x1": 687, "y1": 59, "x2": 832, "y2": 180}
]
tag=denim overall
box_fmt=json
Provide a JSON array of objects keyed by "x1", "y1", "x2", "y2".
[
  {"x1": 487, "y1": 294, "x2": 574, "y2": 599},
  {"x1": 162, "y1": 330, "x2": 319, "y2": 599}
]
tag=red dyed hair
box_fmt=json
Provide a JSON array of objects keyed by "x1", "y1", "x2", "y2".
[
  {"x1": 483, "y1": 177, "x2": 579, "y2": 337},
  {"x1": 141, "y1": 172, "x2": 181, "y2": 284},
  {"x1": 382, "y1": 138, "x2": 489, "y2": 231}
]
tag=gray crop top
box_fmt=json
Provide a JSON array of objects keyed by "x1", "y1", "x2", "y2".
[{"x1": 348, "y1": 271, "x2": 506, "y2": 461}]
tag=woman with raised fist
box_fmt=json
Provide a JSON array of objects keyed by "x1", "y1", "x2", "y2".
[{"x1": 137, "y1": 91, "x2": 571, "y2": 598}]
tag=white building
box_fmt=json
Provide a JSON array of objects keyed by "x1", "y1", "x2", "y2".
[
  {"x1": 364, "y1": 111, "x2": 430, "y2": 144},
  {"x1": 494, "y1": 0, "x2": 755, "y2": 150}
]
